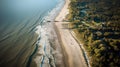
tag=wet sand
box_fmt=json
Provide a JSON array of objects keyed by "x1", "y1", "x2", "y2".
[{"x1": 32, "y1": 1, "x2": 66, "y2": 67}]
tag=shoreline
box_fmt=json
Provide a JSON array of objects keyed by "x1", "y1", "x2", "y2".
[
  {"x1": 31, "y1": 0, "x2": 89, "y2": 66},
  {"x1": 32, "y1": 0, "x2": 66, "y2": 67},
  {"x1": 54, "y1": 0, "x2": 88, "y2": 67}
]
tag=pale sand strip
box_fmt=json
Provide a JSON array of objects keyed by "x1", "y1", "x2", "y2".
[{"x1": 54, "y1": 0, "x2": 88, "y2": 67}]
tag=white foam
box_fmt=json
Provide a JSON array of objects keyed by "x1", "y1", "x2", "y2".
[
  {"x1": 35, "y1": 0, "x2": 64, "y2": 35},
  {"x1": 35, "y1": 25, "x2": 41, "y2": 35}
]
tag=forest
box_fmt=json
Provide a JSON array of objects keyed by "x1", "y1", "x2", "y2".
[{"x1": 67, "y1": 0, "x2": 120, "y2": 67}]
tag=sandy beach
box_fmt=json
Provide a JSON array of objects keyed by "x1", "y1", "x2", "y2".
[
  {"x1": 32, "y1": 0, "x2": 88, "y2": 67},
  {"x1": 54, "y1": 0, "x2": 87, "y2": 67}
]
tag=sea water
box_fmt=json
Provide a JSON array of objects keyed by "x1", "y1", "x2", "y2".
[{"x1": 0, "y1": 0, "x2": 64, "y2": 67}]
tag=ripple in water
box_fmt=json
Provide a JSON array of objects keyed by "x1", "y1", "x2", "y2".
[{"x1": 0, "y1": 0, "x2": 62, "y2": 67}]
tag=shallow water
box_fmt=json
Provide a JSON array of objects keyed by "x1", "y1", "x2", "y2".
[{"x1": 0, "y1": 0, "x2": 64, "y2": 67}]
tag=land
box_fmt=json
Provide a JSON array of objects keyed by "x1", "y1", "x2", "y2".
[{"x1": 67, "y1": 0, "x2": 120, "y2": 67}]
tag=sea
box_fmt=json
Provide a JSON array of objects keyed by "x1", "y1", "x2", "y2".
[{"x1": 0, "y1": 0, "x2": 64, "y2": 67}]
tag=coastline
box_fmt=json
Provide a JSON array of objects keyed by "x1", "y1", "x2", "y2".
[
  {"x1": 30, "y1": 0, "x2": 89, "y2": 66},
  {"x1": 54, "y1": 0, "x2": 88, "y2": 67},
  {"x1": 31, "y1": 0, "x2": 66, "y2": 67}
]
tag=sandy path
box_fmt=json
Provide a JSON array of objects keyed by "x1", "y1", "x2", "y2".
[{"x1": 55, "y1": 0, "x2": 87, "y2": 67}]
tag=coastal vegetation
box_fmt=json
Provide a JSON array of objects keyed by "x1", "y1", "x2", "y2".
[{"x1": 68, "y1": 0, "x2": 120, "y2": 67}]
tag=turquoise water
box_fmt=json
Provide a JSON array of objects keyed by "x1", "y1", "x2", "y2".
[{"x1": 0, "y1": 0, "x2": 64, "y2": 67}]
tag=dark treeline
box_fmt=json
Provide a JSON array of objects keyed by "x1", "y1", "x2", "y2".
[{"x1": 68, "y1": 0, "x2": 120, "y2": 67}]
